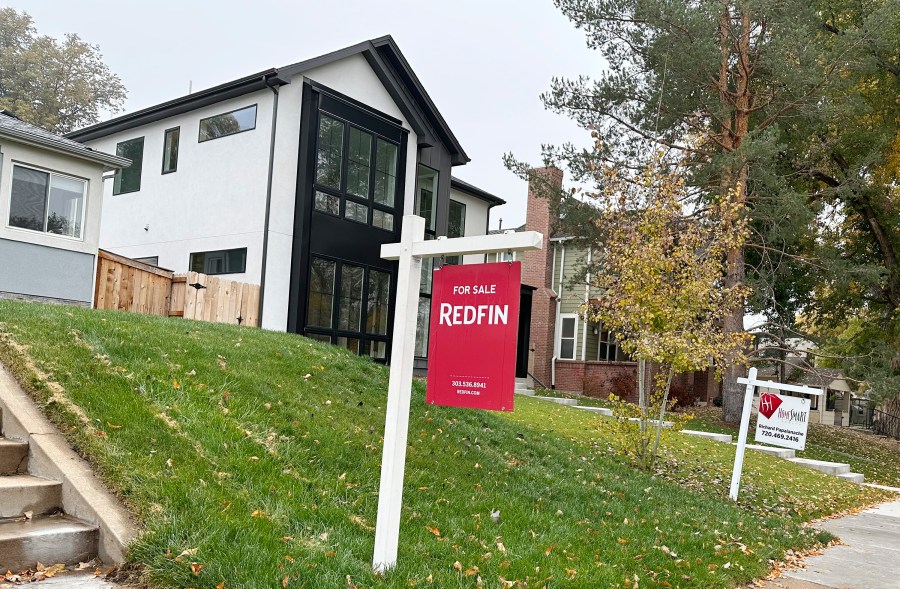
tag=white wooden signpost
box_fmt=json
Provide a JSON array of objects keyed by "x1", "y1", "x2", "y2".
[
  {"x1": 372, "y1": 215, "x2": 543, "y2": 573},
  {"x1": 729, "y1": 367, "x2": 823, "y2": 501}
]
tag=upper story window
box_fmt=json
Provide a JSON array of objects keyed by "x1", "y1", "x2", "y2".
[
  {"x1": 162, "y1": 127, "x2": 180, "y2": 173},
  {"x1": 189, "y1": 247, "x2": 247, "y2": 275},
  {"x1": 312, "y1": 112, "x2": 400, "y2": 232},
  {"x1": 445, "y1": 199, "x2": 466, "y2": 265},
  {"x1": 415, "y1": 165, "x2": 438, "y2": 234},
  {"x1": 113, "y1": 136, "x2": 144, "y2": 195},
  {"x1": 198, "y1": 104, "x2": 257, "y2": 142},
  {"x1": 8, "y1": 164, "x2": 86, "y2": 239}
]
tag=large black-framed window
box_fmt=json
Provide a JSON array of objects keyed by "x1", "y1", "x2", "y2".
[
  {"x1": 312, "y1": 111, "x2": 400, "y2": 232},
  {"x1": 305, "y1": 255, "x2": 392, "y2": 361},
  {"x1": 113, "y1": 137, "x2": 144, "y2": 195}
]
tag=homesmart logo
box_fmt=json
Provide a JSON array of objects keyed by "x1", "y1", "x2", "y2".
[{"x1": 759, "y1": 393, "x2": 808, "y2": 423}]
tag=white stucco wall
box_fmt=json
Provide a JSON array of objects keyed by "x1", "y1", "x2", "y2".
[
  {"x1": 261, "y1": 53, "x2": 419, "y2": 331},
  {"x1": 0, "y1": 140, "x2": 106, "y2": 256},
  {"x1": 85, "y1": 91, "x2": 276, "y2": 281},
  {"x1": 448, "y1": 187, "x2": 492, "y2": 265}
]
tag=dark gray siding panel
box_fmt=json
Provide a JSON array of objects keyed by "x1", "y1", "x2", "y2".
[{"x1": 0, "y1": 239, "x2": 95, "y2": 304}]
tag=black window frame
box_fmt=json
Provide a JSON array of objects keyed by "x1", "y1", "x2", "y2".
[
  {"x1": 161, "y1": 126, "x2": 180, "y2": 174},
  {"x1": 188, "y1": 247, "x2": 247, "y2": 275},
  {"x1": 303, "y1": 254, "x2": 392, "y2": 362},
  {"x1": 445, "y1": 199, "x2": 466, "y2": 265},
  {"x1": 113, "y1": 136, "x2": 144, "y2": 195},
  {"x1": 198, "y1": 104, "x2": 258, "y2": 143},
  {"x1": 311, "y1": 109, "x2": 401, "y2": 234}
]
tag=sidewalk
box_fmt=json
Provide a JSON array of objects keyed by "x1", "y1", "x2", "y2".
[{"x1": 777, "y1": 499, "x2": 900, "y2": 589}]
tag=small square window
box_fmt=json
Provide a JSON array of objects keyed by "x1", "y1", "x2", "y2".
[
  {"x1": 345, "y1": 201, "x2": 368, "y2": 224},
  {"x1": 372, "y1": 209, "x2": 394, "y2": 231},
  {"x1": 314, "y1": 191, "x2": 340, "y2": 216}
]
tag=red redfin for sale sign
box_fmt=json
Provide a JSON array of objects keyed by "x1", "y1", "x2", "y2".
[{"x1": 425, "y1": 262, "x2": 521, "y2": 411}]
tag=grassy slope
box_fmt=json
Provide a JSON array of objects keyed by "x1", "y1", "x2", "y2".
[
  {"x1": 686, "y1": 408, "x2": 900, "y2": 488},
  {"x1": 0, "y1": 301, "x2": 889, "y2": 589}
]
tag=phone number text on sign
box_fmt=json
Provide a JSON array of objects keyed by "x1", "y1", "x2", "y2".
[{"x1": 451, "y1": 377, "x2": 488, "y2": 396}]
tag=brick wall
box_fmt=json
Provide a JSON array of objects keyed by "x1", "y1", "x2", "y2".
[
  {"x1": 522, "y1": 167, "x2": 563, "y2": 386},
  {"x1": 555, "y1": 360, "x2": 715, "y2": 407}
]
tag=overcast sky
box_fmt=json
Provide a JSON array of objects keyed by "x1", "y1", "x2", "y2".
[{"x1": 13, "y1": 0, "x2": 601, "y2": 228}]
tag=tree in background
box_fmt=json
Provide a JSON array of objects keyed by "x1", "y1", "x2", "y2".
[
  {"x1": 0, "y1": 8, "x2": 126, "y2": 134},
  {"x1": 579, "y1": 149, "x2": 749, "y2": 469},
  {"x1": 519, "y1": 0, "x2": 898, "y2": 422}
]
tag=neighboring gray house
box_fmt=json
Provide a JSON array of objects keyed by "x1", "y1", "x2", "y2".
[{"x1": 0, "y1": 112, "x2": 129, "y2": 306}]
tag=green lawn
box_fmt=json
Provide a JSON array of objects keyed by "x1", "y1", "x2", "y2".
[
  {"x1": 0, "y1": 301, "x2": 890, "y2": 588},
  {"x1": 686, "y1": 407, "x2": 900, "y2": 488}
]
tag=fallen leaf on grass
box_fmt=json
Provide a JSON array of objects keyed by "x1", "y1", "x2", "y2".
[
  {"x1": 217, "y1": 582, "x2": 225, "y2": 589},
  {"x1": 190, "y1": 562, "x2": 205, "y2": 576},
  {"x1": 426, "y1": 526, "x2": 441, "y2": 537}
]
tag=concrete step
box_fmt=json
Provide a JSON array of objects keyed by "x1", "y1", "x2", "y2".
[
  {"x1": 787, "y1": 457, "x2": 851, "y2": 476},
  {"x1": 514, "y1": 389, "x2": 535, "y2": 397},
  {"x1": 0, "y1": 438, "x2": 29, "y2": 475},
  {"x1": 0, "y1": 475, "x2": 62, "y2": 518},
  {"x1": 575, "y1": 406, "x2": 614, "y2": 416},
  {"x1": 0, "y1": 514, "x2": 98, "y2": 571},
  {"x1": 532, "y1": 396, "x2": 579, "y2": 406},
  {"x1": 681, "y1": 429, "x2": 733, "y2": 443},
  {"x1": 742, "y1": 443, "x2": 796, "y2": 459},
  {"x1": 837, "y1": 472, "x2": 865, "y2": 484}
]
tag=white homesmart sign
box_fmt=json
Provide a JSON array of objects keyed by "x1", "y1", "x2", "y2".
[{"x1": 754, "y1": 392, "x2": 811, "y2": 450}]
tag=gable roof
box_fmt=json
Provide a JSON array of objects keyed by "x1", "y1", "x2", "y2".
[
  {"x1": 0, "y1": 111, "x2": 129, "y2": 169},
  {"x1": 67, "y1": 36, "x2": 469, "y2": 165}
]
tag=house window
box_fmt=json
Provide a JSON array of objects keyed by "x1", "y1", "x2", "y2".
[
  {"x1": 597, "y1": 325, "x2": 626, "y2": 361},
  {"x1": 114, "y1": 137, "x2": 144, "y2": 194},
  {"x1": 316, "y1": 114, "x2": 344, "y2": 189},
  {"x1": 416, "y1": 165, "x2": 438, "y2": 233},
  {"x1": 559, "y1": 314, "x2": 578, "y2": 360},
  {"x1": 312, "y1": 112, "x2": 400, "y2": 231},
  {"x1": 307, "y1": 257, "x2": 336, "y2": 328},
  {"x1": 8, "y1": 164, "x2": 86, "y2": 239},
  {"x1": 446, "y1": 199, "x2": 466, "y2": 265},
  {"x1": 306, "y1": 256, "x2": 392, "y2": 360},
  {"x1": 134, "y1": 256, "x2": 159, "y2": 266},
  {"x1": 189, "y1": 247, "x2": 247, "y2": 275},
  {"x1": 162, "y1": 127, "x2": 180, "y2": 173},
  {"x1": 199, "y1": 104, "x2": 257, "y2": 142}
]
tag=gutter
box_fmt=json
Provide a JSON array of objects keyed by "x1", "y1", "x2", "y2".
[
  {"x1": 0, "y1": 129, "x2": 130, "y2": 170},
  {"x1": 257, "y1": 76, "x2": 281, "y2": 327}
]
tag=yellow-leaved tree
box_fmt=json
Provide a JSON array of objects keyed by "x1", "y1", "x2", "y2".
[{"x1": 584, "y1": 149, "x2": 749, "y2": 469}]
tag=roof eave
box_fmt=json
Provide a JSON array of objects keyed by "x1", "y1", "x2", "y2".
[
  {"x1": 67, "y1": 69, "x2": 287, "y2": 142},
  {"x1": 449, "y1": 176, "x2": 506, "y2": 207},
  {"x1": 0, "y1": 128, "x2": 130, "y2": 169}
]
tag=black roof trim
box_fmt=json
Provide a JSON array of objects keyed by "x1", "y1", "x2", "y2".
[
  {"x1": 66, "y1": 36, "x2": 469, "y2": 165},
  {"x1": 67, "y1": 70, "x2": 287, "y2": 142},
  {"x1": 450, "y1": 176, "x2": 506, "y2": 207}
]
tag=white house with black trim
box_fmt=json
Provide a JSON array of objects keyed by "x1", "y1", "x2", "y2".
[
  {"x1": 0, "y1": 112, "x2": 129, "y2": 306},
  {"x1": 68, "y1": 36, "x2": 505, "y2": 364}
]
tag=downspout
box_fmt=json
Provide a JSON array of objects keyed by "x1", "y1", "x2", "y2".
[
  {"x1": 551, "y1": 243, "x2": 565, "y2": 387},
  {"x1": 257, "y1": 76, "x2": 280, "y2": 327},
  {"x1": 582, "y1": 246, "x2": 591, "y2": 361}
]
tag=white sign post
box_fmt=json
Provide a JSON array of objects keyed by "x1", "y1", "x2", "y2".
[
  {"x1": 729, "y1": 368, "x2": 823, "y2": 501},
  {"x1": 372, "y1": 215, "x2": 543, "y2": 573}
]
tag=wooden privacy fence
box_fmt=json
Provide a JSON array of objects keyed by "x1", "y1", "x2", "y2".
[{"x1": 94, "y1": 250, "x2": 260, "y2": 327}]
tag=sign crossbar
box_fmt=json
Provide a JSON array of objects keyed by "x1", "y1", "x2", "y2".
[{"x1": 736, "y1": 376, "x2": 823, "y2": 396}]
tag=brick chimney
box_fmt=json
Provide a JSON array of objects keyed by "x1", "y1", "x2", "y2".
[{"x1": 521, "y1": 166, "x2": 563, "y2": 387}]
